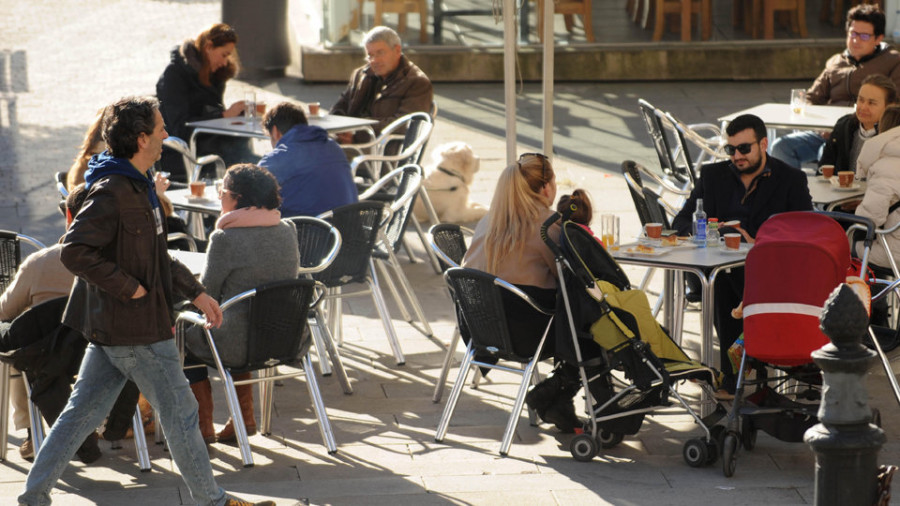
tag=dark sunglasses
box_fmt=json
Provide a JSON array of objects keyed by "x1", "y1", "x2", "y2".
[
  {"x1": 723, "y1": 142, "x2": 756, "y2": 156},
  {"x1": 518, "y1": 152, "x2": 551, "y2": 182}
]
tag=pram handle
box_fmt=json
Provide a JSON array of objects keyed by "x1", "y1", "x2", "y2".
[
  {"x1": 816, "y1": 210, "x2": 875, "y2": 244},
  {"x1": 541, "y1": 211, "x2": 564, "y2": 259}
]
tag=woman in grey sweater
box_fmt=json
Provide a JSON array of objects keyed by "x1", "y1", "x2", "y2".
[{"x1": 185, "y1": 164, "x2": 299, "y2": 444}]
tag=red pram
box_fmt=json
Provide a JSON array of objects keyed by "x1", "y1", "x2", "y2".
[{"x1": 723, "y1": 211, "x2": 896, "y2": 478}]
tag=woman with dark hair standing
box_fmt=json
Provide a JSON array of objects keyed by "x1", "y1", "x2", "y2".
[
  {"x1": 156, "y1": 23, "x2": 254, "y2": 180},
  {"x1": 184, "y1": 164, "x2": 299, "y2": 444}
]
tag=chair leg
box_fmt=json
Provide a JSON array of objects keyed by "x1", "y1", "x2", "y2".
[
  {"x1": 652, "y1": 0, "x2": 665, "y2": 41},
  {"x1": 310, "y1": 319, "x2": 333, "y2": 377},
  {"x1": 411, "y1": 215, "x2": 443, "y2": 274},
  {"x1": 500, "y1": 357, "x2": 540, "y2": 456},
  {"x1": 384, "y1": 249, "x2": 434, "y2": 337},
  {"x1": 258, "y1": 369, "x2": 272, "y2": 435},
  {"x1": 435, "y1": 346, "x2": 475, "y2": 442},
  {"x1": 218, "y1": 369, "x2": 254, "y2": 467},
  {"x1": 22, "y1": 371, "x2": 44, "y2": 455},
  {"x1": 369, "y1": 260, "x2": 406, "y2": 365},
  {"x1": 432, "y1": 326, "x2": 461, "y2": 403},
  {"x1": 301, "y1": 354, "x2": 338, "y2": 453},
  {"x1": 314, "y1": 309, "x2": 353, "y2": 394},
  {"x1": 132, "y1": 408, "x2": 151, "y2": 472},
  {"x1": 0, "y1": 363, "x2": 9, "y2": 461},
  {"x1": 376, "y1": 259, "x2": 413, "y2": 322}
]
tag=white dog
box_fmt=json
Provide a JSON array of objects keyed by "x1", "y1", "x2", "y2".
[{"x1": 414, "y1": 142, "x2": 488, "y2": 224}]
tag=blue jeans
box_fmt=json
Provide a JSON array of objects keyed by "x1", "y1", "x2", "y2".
[
  {"x1": 18, "y1": 340, "x2": 227, "y2": 506},
  {"x1": 769, "y1": 130, "x2": 826, "y2": 168}
]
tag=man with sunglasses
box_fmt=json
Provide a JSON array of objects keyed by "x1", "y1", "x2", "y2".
[
  {"x1": 771, "y1": 4, "x2": 900, "y2": 168},
  {"x1": 672, "y1": 114, "x2": 812, "y2": 398}
]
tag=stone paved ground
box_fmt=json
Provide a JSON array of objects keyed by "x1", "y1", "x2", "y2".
[{"x1": 1, "y1": 1, "x2": 898, "y2": 505}]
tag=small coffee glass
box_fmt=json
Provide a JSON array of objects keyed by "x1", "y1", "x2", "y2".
[{"x1": 600, "y1": 214, "x2": 620, "y2": 248}]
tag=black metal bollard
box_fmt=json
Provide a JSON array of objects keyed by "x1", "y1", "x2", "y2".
[{"x1": 805, "y1": 283, "x2": 886, "y2": 506}]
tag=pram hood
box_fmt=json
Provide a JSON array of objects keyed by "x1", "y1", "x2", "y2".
[{"x1": 743, "y1": 211, "x2": 850, "y2": 365}]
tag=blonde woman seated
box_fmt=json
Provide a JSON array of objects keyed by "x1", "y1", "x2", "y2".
[
  {"x1": 855, "y1": 104, "x2": 900, "y2": 271},
  {"x1": 184, "y1": 164, "x2": 299, "y2": 444},
  {"x1": 461, "y1": 153, "x2": 581, "y2": 432}
]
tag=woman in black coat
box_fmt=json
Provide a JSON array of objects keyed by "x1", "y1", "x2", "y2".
[{"x1": 156, "y1": 23, "x2": 254, "y2": 180}]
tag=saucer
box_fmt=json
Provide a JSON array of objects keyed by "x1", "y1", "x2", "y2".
[
  {"x1": 720, "y1": 243, "x2": 752, "y2": 254},
  {"x1": 185, "y1": 194, "x2": 215, "y2": 203}
]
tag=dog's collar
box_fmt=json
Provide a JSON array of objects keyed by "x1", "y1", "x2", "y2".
[
  {"x1": 425, "y1": 166, "x2": 464, "y2": 192},
  {"x1": 437, "y1": 166, "x2": 466, "y2": 181}
]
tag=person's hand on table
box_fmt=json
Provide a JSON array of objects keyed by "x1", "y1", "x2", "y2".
[
  {"x1": 192, "y1": 292, "x2": 223, "y2": 329},
  {"x1": 223, "y1": 101, "x2": 246, "y2": 118},
  {"x1": 335, "y1": 132, "x2": 353, "y2": 144}
]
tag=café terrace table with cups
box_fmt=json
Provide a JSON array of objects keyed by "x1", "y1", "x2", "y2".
[{"x1": 612, "y1": 223, "x2": 750, "y2": 417}]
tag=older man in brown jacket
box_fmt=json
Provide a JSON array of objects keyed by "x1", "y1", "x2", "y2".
[{"x1": 331, "y1": 26, "x2": 433, "y2": 143}]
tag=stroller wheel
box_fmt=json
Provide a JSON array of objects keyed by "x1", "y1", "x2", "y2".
[
  {"x1": 598, "y1": 430, "x2": 624, "y2": 449},
  {"x1": 682, "y1": 438, "x2": 708, "y2": 468},
  {"x1": 722, "y1": 432, "x2": 739, "y2": 477},
  {"x1": 570, "y1": 433, "x2": 598, "y2": 462}
]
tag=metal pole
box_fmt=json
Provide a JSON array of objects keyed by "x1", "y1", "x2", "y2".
[
  {"x1": 503, "y1": 0, "x2": 517, "y2": 165},
  {"x1": 805, "y1": 283, "x2": 886, "y2": 506},
  {"x1": 542, "y1": 0, "x2": 554, "y2": 159}
]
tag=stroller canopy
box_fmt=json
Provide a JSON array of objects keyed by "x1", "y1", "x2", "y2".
[{"x1": 743, "y1": 211, "x2": 850, "y2": 365}]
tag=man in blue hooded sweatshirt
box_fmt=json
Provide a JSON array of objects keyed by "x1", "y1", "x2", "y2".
[
  {"x1": 258, "y1": 101, "x2": 358, "y2": 217},
  {"x1": 18, "y1": 96, "x2": 274, "y2": 506}
]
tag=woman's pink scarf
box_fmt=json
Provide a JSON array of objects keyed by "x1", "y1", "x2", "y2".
[{"x1": 215, "y1": 207, "x2": 282, "y2": 230}]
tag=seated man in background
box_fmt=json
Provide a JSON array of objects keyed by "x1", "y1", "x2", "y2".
[
  {"x1": 331, "y1": 26, "x2": 433, "y2": 143},
  {"x1": 770, "y1": 4, "x2": 900, "y2": 167},
  {"x1": 818, "y1": 74, "x2": 897, "y2": 173},
  {"x1": 0, "y1": 184, "x2": 100, "y2": 462},
  {"x1": 258, "y1": 102, "x2": 358, "y2": 217},
  {"x1": 672, "y1": 114, "x2": 813, "y2": 398}
]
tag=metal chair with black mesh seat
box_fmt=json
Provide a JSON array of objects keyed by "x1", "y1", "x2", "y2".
[
  {"x1": 286, "y1": 216, "x2": 352, "y2": 394},
  {"x1": 359, "y1": 164, "x2": 434, "y2": 339},
  {"x1": 0, "y1": 231, "x2": 45, "y2": 293},
  {"x1": 637, "y1": 99, "x2": 697, "y2": 189},
  {"x1": 315, "y1": 201, "x2": 407, "y2": 365},
  {"x1": 427, "y1": 223, "x2": 474, "y2": 403},
  {"x1": 348, "y1": 112, "x2": 442, "y2": 272},
  {"x1": 434, "y1": 267, "x2": 554, "y2": 456},
  {"x1": 176, "y1": 278, "x2": 335, "y2": 467}
]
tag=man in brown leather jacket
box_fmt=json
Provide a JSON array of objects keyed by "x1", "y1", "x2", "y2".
[
  {"x1": 18, "y1": 96, "x2": 273, "y2": 506},
  {"x1": 331, "y1": 26, "x2": 433, "y2": 142}
]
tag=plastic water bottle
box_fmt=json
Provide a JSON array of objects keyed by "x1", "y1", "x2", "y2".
[
  {"x1": 693, "y1": 198, "x2": 707, "y2": 248},
  {"x1": 707, "y1": 217, "x2": 719, "y2": 247}
]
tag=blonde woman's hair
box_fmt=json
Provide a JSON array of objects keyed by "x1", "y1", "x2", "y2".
[
  {"x1": 67, "y1": 109, "x2": 106, "y2": 191},
  {"x1": 483, "y1": 153, "x2": 554, "y2": 274}
]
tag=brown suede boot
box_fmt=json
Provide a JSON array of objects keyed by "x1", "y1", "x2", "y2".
[
  {"x1": 189, "y1": 378, "x2": 216, "y2": 444},
  {"x1": 216, "y1": 372, "x2": 257, "y2": 443}
]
